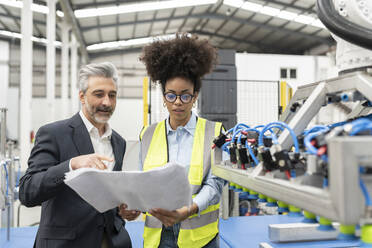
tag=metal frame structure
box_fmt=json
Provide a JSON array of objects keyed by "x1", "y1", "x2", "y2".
[
  {"x1": 0, "y1": 109, "x2": 7, "y2": 213},
  {"x1": 0, "y1": 108, "x2": 19, "y2": 240},
  {"x1": 212, "y1": 71, "x2": 372, "y2": 226},
  {"x1": 279, "y1": 71, "x2": 372, "y2": 149},
  {"x1": 213, "y1": 136, "x2": 372, "y2": 224},
  {"x1": 0, "y1": 0, "x2": 335, "y2": 57}
]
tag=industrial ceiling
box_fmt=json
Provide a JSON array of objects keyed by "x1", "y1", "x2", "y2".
[{"x1": 0, "y1": 0, "x2": 335, "y2": 60}]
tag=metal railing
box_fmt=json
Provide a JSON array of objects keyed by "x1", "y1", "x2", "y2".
[{"x1": 1, "y1": 108, "x2": 20, "y2": 241}]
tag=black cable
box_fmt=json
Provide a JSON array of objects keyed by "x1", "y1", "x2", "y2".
[{"x1": 317, "y1": 0, "x2": 372, "y2": 50}]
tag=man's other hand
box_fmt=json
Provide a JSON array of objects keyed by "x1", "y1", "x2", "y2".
[{"x1": 119, "y1": 204, "x2": 141, "y2": 221}]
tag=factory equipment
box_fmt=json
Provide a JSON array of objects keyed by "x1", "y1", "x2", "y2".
[
  {"x1": 198, "y1": 49, "x2": 237, "y2": 129},
  {"x1": 211, "y1": 0, "x2": 372, "y2": 246},
  {"x1": 1, "y1": 108, "x2": 21, "y2": 241}
]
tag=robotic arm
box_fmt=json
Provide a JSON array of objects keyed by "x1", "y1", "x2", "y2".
[{"x1": 317, "y1": 0, "x2": 372, "y2": 73}]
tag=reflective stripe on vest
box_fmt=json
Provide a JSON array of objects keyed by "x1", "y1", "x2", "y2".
[
  {"x1": 180, "y1": 202, "x2": 220, "y2": 229},
  {"x1": 142, "y1": 121, "x2": 168, "y2": 171},
  {"x1": 140, "y1": 117, "x2": 222, "y2": 248}
]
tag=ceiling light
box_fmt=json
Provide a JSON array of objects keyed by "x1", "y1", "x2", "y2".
[
  {"x1": 223, "y1": 0, "x2": 244, "y2": 9},
  {"x1": 0, "y1": 0, "x2": 22, "y2": 8},
  {"x1": 294, "y1": 15, "x2": 316, "y2": 25},
  {"x1": 241, "y1": 2, "x2": 262, "y2": 12},
  {"x1": 0, "y1": 29, "x2": 21, "y2": 39},
  {"x1": 260, "y1": 6, "x2": 280, "y2": 16},
  {"x1": 57, "y1": 10, "x2": 64, "y2": 17},
  {"x1": 277, "y1": 10, "x2": 297, "y2": 21},
  {"x1": 223, "y1": 0, "x2": 325, "y2": 29},
  {"x1": 312, "y1": 19, "x2": 325, "y2": 29},
  {"x1": 32, "y1": 36, "x2": 61, "y2": 47},
  {"x1": 0, "y1": 0, "x2": 63, "y2": 16},
  {"x1": 31, "y1": 2, "x2": 48, "y2": 14},
  {"x1": 75, "y1": 0, "x2": 218, "y2": 18},
  {"x1": 0, "y1": 29, "x2": 61, "y2": 47},
  {"x1": 87, "y1": 34, "x2": 177, "y2": 51}
]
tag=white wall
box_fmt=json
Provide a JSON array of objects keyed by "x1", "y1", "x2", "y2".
[
  {"x1": 9, "y1": 42, "x2": 62, "y2": 98},
  {"x1": 6, "y1": 88, "x2": 19, "y2": 140},
  {"x1": 236, "y1": 53, "x2": 337, "y2": 89},
  {"x1": 0, "y1": 41, "x2": 16, "y2": 140},
  {"x1": 0, "y1": 41, "x2": 20, "y2": 141},
  {"x1": 91, "y1": 51, "x2": 146, "y2": 99},
  {"x1": 109, "y1": 99, "x2": 143, "y2": 141},
  {"x1": 0, "y1": 40, "x2": 9, "y2": 108}
]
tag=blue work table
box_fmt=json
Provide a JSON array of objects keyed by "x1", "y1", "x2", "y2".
[
  {"x1": 1, "y1": 215, "x2": 362, "y2": 247},
  {"x1": 219, "y1": 215, "x2": 361, "y2": 248}
]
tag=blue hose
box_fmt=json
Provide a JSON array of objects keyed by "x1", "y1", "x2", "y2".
[
  {"x1": 245, "y1": 140, "x2": 259, "y2": 166},
  {"x1": 350, "y1": 125, "x2": 372, "y2": 136},
  {"x1": 303, "y1": 125, "x2": 328, "y2": 136},
  {"x1": 304, "y1": 132, "x2": 321, "y2": 155},
  {"x1": 270, "y1": 133, "x2": 279, "y2": 144},
  {"x1": 350, "y1": 118, "x2": 371, "y2": 126},
  {"x1": 258, "y1": 122, "x2": 300, "y2": 153},
  {"x1": 221, "y1": 140, "x2": 232, "y2": 154},
  {"x1": 233, "y1": 123, "x2": 250, "y2": 135},
  {"x1": 304, "y1": 130, "x2": 329, "y2": 162},
  {"x1": 232, "y1": 129, "x2": 242, "y2": 142},
  {"x1": 266, "y1": 125, "x2": 284, "y2": 145},
  {"x1": 349, "y1": 118, "x2": 372, "y2": 136},
  {"x1": 226, "y1": 127, "x2": 235, "y2": 134},
  {"x1": 235, "y1": 128, "x2": 260, "y2": 166},
  {"x1": 327, "y1": 121, "x2": 347, "y2": 129},
  {"x1": 323, "y1": 178, "x2": 329, "y2": 188},
  {"x1": 268, "y1": 125, "x2": 284, "y2": 132}
]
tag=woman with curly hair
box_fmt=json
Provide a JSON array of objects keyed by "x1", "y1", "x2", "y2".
[{"x1": 137, "y1": 34, "x2": 225, "y2": 248}]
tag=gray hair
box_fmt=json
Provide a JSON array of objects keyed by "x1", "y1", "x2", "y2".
[{"x1": 78, "y1": 62, "x2": 118, "y2": 93}]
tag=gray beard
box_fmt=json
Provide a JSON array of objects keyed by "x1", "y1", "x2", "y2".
[{"x1": 84, "y1": 101, "x2": 111, "y2": 124}]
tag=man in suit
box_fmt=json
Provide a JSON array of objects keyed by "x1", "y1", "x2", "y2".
[{"x1": 19, "y1": 62, "x2": 132, "y2": 248}]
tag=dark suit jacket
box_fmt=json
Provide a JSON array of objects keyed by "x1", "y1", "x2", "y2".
[{"x1": 19, "y1": 113, "x2": 132, "y2": 248}]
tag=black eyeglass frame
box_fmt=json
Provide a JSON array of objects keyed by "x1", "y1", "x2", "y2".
[{"x1": 163, "y1": 92, "x2": 195, "y2": 104}]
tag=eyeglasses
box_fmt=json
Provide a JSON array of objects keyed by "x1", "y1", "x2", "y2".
[{"x1": 163, "y1": 92, "x2": 194, "y2": 104}]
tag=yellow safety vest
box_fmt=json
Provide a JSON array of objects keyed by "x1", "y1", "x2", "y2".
[{"x1": 139, "y1": 117, "x2": 223, "y2": 248}]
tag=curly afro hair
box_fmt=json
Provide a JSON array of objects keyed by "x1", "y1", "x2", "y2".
[{"x1": 140, "y1": 33, "x2": 217, "y2": 93}]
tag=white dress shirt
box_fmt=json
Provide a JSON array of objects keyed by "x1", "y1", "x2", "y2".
[{"x1": 69, "y1": 111, "x2": 115, "y2": 171}]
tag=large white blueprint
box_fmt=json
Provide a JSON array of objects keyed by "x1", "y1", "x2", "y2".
[{"x1": 64, "y1": 163, "x2": 192, "y2": 213}]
